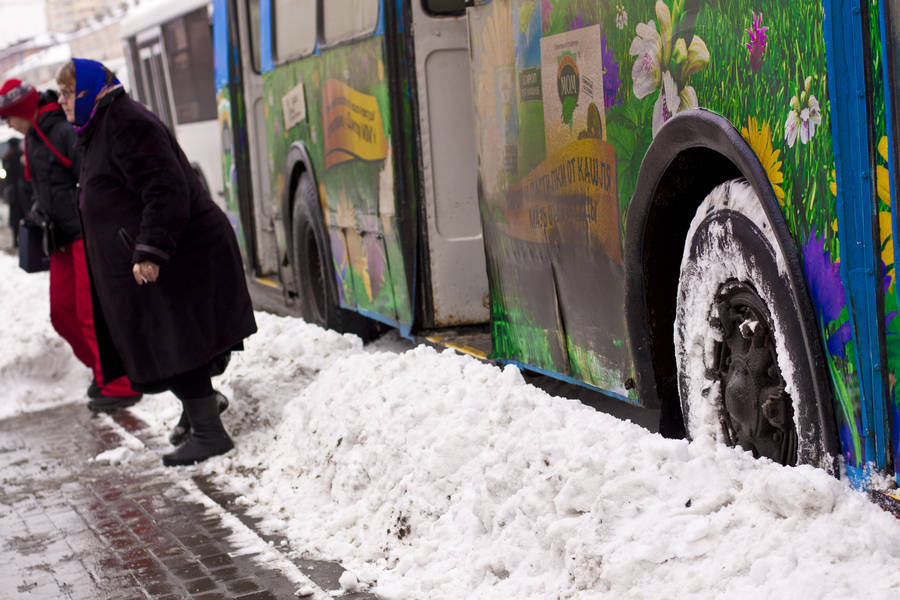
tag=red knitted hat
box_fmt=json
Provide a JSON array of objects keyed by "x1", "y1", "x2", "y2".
[{"x1": 0, "y1": 78, "x2": 39, "y2": 121}]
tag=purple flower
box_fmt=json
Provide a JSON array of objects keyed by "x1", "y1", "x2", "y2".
[
  {"x1": 826, "y1": 322, "x2": 853, "y2": 358},
  {"x1": 803, "y1": 230, "x2": 844, "y2": 322},
  {"x1": 745, "y1": 11, "x2": 768, "y2": 72},
  {"x1": 601, "y1": 34, "x2": 621, "y2": 109},
  {"x1": 571, "y1": 11, "x2": 584, "y2": 30},
  {"x1": 542, "y1": 0, "x2": 553, "y2": 33},
  {"x1": 803, "y1": 229, "x2": 852, "y2": 358}
]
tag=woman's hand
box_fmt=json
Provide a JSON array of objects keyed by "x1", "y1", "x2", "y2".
[{"x1": 133, "y1": 261, "x2": 159, "y2": 285}]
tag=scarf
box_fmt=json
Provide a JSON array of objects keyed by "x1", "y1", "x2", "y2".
[{"x1": 72, "y1": 58, "x2": 122, "y2": 131}]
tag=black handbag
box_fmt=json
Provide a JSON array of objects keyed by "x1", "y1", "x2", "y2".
[{"x1": 17, "y1": 219, "x2": 52, "y2": 273}]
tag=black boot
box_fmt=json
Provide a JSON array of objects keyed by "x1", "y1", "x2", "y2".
[
  {"x1": 162, "y1": 393, "x2": 234, "y2": 467},
  {"x1": 169, "y1": 391, "x2": 229, "y2": 446},
  {"x1": 86, "y1": 377, "x2": 102, "y2": 399}
]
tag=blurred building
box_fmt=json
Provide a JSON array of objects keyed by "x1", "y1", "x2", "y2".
[
  {"x1": 0, "y1": 37, "x2": 56, "y2": 78},
  {"x1": 67, "y1": 14, "x2": 126, "y2": 65},
  {"x1": 2, "y1": 2, "x2": 133, "y2": 91},
  {"x1": 46, "y1": 0, "x2": 130, "y2": 34}
]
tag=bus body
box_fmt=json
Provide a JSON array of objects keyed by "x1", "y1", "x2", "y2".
[
  {"x1": 214, "y1": 0, "x2": 900, "y2": 491},
  {"x1": 120, "y1": 0, "x2": 223, "y2": 209}
]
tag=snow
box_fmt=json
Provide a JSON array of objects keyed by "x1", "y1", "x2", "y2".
[{"x1": 1, "y1": 248, "x2": 899, "y2": 599}]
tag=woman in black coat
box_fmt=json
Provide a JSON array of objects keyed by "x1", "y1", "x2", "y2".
[
  {"x1": 57, "y1": 58, "x2": 257, "y2": 467},
  {"x1": 0, "y1": 79, "x2": 139, "y2": 402},
  {"x1": 2, "y1": 137, "x2": 28, "y2": 245},
  {"x1": 2, "y1": 137, "x2": 27, "y2": 245}
]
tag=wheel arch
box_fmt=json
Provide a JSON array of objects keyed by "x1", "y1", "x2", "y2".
[
  {"x1": 623, "y1": 109, "x2": 837, "y2": 457},
  {"x1": 282, "y1": 142, "x2": 318, "y2": 286}
]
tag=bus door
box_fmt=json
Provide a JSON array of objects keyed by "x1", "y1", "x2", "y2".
[
  {"x1": 135, "y1": 33, "x2": 175, "y2": 131},
  {"x1": 410, "y1": 1, "x2": 489, "y2": 326},
  {"x1": 213, "y1": 0, "x2": 256, "y2": 261},
  {"x1": 235, "y1": 0, "x2": 280, "y2": 278}
]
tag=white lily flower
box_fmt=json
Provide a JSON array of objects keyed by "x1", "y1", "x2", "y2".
[
  {"x1": 616, "y1": 5, "x2": 628, "y2": 30},
  {"x1": 630, "y1": 21, "x2": 662, "y2": 99},
  {"x1": 786, "y1": 94, "x2": 822, "y2": 147},
  {"x1": 630, "y1": 0, "x2": 709, "y2": 137}
]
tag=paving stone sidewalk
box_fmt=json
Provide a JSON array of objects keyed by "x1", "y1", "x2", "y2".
[{"x1": 0, "y1": 402, "x2": 380, "y2": 600}]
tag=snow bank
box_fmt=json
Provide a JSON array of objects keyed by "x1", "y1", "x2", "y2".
[{"x1": 0, "y1": 251, "x2": 898, "y2": 599}]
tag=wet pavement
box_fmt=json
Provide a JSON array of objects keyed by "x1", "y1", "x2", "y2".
[
  {"x1": 0, "y1": 203, "x2": 383, "y2": 600},
  {"x1": 0, "y1": 402, "x2": 382, "y2": 599}
]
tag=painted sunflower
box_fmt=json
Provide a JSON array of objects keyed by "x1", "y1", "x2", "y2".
[{"x1": 740, "y1": 116, "x2": 785, "y2": 203}]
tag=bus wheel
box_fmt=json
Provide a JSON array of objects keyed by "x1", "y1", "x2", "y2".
[
  {"x1": 674, "y1": 179, "x2": 829, "y2": 468},
  {"x1": 291, "y1": 175, "x2": 384, "y2": 341}
]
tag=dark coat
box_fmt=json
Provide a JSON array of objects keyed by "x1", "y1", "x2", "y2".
[
  {"x1": 76, "y1": 89, "x2": 256, "y2": 386},
  {"x1": 2, "y1": 142, "x2": 30, "y2": 229},
  {"x1": 26, "y1": 94, "x2": 82, "y2": 248}
]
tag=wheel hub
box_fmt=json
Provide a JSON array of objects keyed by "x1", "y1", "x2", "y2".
[{"x1": 708, "y1": 280, "x2": 798, "y2": 465}]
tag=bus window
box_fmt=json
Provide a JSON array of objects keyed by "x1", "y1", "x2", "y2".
[
  {"x1": 247, "y1": 0, "x2": 261, "y2": 72},
  {"x1": 162, "y1": 7, "x2": 216, "y2": 124},
  {"x1": 423, "y1": 0, "x2": 466, "y2": 15},
  {"x1": 125, "y1": 39, "x2": 147, "y2": 105},
  {"x1": 138, "y1": 42, "x2": 174, "y2": 130},
  {"x1": 322, "y1": 0, "x2": 378, "y2": 45},
  {"x1": 272, "y1": 0, "x2": 315, "y2": 62}
]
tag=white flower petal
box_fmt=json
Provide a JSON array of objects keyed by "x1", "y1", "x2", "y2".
[
  {"x1": 784, "y1": 111, "x2": 799, "y2": 148},
  {"x1": 631, "y1": 46, "x2": 661, "y2": 99},
  {"x1": 652, "y1": 88, "x2": 667, "y2": 137},
  {"x1": 635, "y1": 21, "x2": 659, "y2": 43},
  {"x1": 663, "y1": 71, "x2": 680, "y2": 113}
]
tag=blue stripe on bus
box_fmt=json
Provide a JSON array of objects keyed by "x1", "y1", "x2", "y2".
[
  {"x1": 260, "y1": 0, "x2": 274, "y2": 72},
  {"x1": 345, "y1": 305, "x2": 413, "y2": 340},
  {"x1": 375, "y1": 0, "x2": 386, "y2": 37},
  {"x1": 212, "y1": 0, "x2": 229, "y2": 92},
  {"x1": 823, "y1": 0, "x2": 888, "y2": 481}
]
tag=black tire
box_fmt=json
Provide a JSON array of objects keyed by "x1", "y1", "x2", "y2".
[
  {"x1": 674, "y1": 179, "x2": 836, "y2": 470},
  {"x1": 291, "y1": 175, "x2": 384, "y2": 342}
]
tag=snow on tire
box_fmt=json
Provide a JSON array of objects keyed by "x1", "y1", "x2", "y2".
[{"x1": 674, "y1": 179, "x2": 830, "y2": 468}]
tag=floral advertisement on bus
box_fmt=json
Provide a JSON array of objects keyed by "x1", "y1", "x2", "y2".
[
  {"x1": 260, "y1": 35, "x2": 413, "y2": 329},
  {"x1": 469, "y1": 0, "x2": 898, "y2": 480}
]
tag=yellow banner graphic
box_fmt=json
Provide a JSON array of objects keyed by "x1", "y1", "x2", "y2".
[
  {"x1": 322, "y1": 79, "x2": 388, "y2": 170},
  {"x1": 502, "y1": 138, "x2": 621, "y2": 264}
]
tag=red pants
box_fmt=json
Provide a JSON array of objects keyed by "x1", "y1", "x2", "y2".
[{"x1": 49, "y1": 240, "x2": 137, "y2": 397}]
